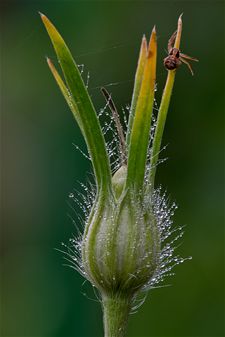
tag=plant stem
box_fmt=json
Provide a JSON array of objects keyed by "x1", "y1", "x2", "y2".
[{"x1": 102, "y1": 295, "x2": 132, "y2": 337}]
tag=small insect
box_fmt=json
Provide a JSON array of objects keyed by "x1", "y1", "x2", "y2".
[{"x1": 164, "y1": 31, "x2": 198, "y2": 75}]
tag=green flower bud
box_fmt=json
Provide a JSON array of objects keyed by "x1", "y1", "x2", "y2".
[
  {"x1": 82, "y1": 165, "x2": 160, "y2": 297},
  {"x1": 41, "y1": 12, "x2": 193, "y2": 337}
]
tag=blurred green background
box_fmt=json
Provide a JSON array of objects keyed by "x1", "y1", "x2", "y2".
[{"x1": 1, "y1": 1, "x2": 224, "y2": 337}]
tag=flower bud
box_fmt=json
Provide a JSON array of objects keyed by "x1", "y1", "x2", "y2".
[
  {"x1": 82, "y1": 165, "x2": 160, "y2": 297},
  {"x1": 41, "y1": 13, "x2": 193, "y2": 337}
]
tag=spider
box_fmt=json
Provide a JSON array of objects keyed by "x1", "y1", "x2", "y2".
[{"x1": 164, "y1": 31, "x2": 198, "y2": 75}]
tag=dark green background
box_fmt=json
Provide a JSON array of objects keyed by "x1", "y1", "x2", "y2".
[{"x1": 1, "y1": 1, "x2": 224, "y2": 337}]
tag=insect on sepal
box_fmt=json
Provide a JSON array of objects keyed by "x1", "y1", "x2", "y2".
[
  {"x1": 164, "y1": 29, "x2": 199, "y2": 75},
  {"x1": 163, "y1": 14, "x2": 198, "y2": 75}
]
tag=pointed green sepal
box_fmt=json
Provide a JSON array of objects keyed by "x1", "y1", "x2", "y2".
[
  {"x1": 149, "y1": 15, "x2": 183, "y2": 188},
  {"x1": 126, "y1": 35, "x2": 148, "y2": 147},
  {"x1": 126, "y1": 27, "x2": 157, "y2": 190},
  {"x1": 46, "y1": 57, "x2": 83, "y2": 132},
  {"x1": 40, "y1": 13, "x2": 111, "y2": 191}
]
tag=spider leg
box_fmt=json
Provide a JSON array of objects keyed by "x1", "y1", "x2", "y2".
[
  {"x1": 168, "y1": 30, "x2": 177, "y2": 53},
  {"x1": 180, "y1": 56, "x2": 194, "y2": 75},
  {"x1": 180, "y1": 53, "x2": 199, "y2": 62}
]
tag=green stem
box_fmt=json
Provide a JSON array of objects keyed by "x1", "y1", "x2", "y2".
[{"x1": 103, "y1": 295, "x2": 132, "y2": 337}]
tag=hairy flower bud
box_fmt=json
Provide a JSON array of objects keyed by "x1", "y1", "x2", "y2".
[
  {"x1": 41, "y1": 13, "x2": 193, "y2": 337},
  {"x1": 82, "y1": 165, "x2": 160, "y2": 297}
]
